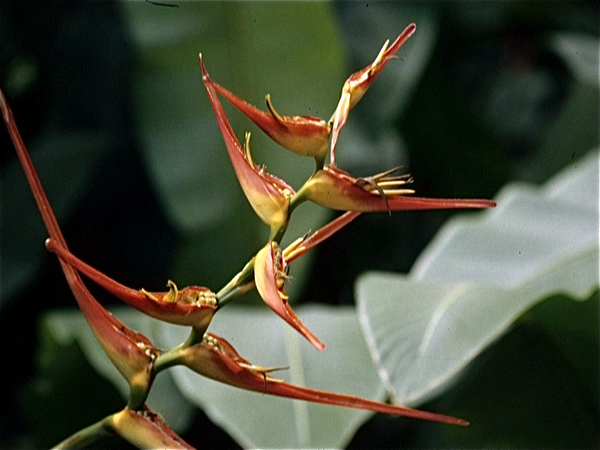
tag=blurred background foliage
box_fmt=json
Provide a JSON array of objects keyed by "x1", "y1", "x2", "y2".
[{"x1": 0, "y1": 1, "x2": 598, "y2": 448}]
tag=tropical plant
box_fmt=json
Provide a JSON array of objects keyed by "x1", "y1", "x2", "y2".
[
  {"x1": 1, "y1": 23, "x2": 499, "y2": 448},
  {"x1": 2, "y1": 3, "x2": 598, "y2": 449}
]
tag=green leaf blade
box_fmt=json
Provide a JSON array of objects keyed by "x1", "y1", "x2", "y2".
[
  {"x1": 357, "y1": 150, "x2": 599, "y2": 406},
  {"x1": 157, "y1": 305, "x2": 385, "y2": 449}
]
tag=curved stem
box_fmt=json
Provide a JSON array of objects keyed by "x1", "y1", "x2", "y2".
[
  {"x1": 153, "y1": 326, "x2": 204, "y2": 374},
  {"x1": 288, "y1": 180, "x2": 312, "y2": 215},
  {"x1": 269, "y1": 221, "x2": 288, "y2": 243},
  {"x1": 216, "y1": 281, "x2": 256, "y2": 308},
  {"x1": 53, "y1": 415, "x2": 112, "y2": 449},
  {"x1": 128, "y1": 377, "x2": 154, "y2": 411},
  {"x1": 154, "y1": 346, "x2": 186, "y2": 374},
  {"x1": 314, "y1": 154, "x2": 326, "y2": 173},
  {"x1": 215, "y1": 258, "x2": 256, "y2": 306}
]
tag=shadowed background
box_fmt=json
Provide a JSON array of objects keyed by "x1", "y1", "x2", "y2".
[{"x1": 1, "y1": 2, "x2": 598, "y2": 448}]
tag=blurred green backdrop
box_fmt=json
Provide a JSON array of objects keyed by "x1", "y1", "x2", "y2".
[{"x1": 1, "y1": 1, "x2": 598, "y2": 448}]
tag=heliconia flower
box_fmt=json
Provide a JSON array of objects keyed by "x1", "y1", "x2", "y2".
[
  {"x1": 303, "y1": 165, "x2": 497, "y2": 213},
  {"x1": 110, "y1": 406, "x2": 194, "y2": 449},
  {"x1": 1, "y1": 90, "x2": 158, "y2": 394},
  {"x1": 45, "y1": 238, "x2": 216, "y2": 331},
  {"x1": 55, "y1": 405, "x2": 193, "y2": 449},
  {"x1": 181, "y1": 333, "x2": 469, "y2": 426},
  {"x1": 254, "y1": 241, "x2": 326, "y2": 351},
  {"x1": 200, "y1": 54, "x2": 294, "y2": 232},
  {"x1": 210, "y1": 79, "x2": 331, "y2": 162},
  {"x1": 59, "y1": 254, "x2": 158, "y2": 393},
  {"x1": 330, "y1": 23, "x2": 417, "y2": 165}
]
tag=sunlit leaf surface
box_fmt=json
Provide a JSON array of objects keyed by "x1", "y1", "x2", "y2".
[
  {"x1": 156, "y1": 305, "x2": 384, "y2": 449},
  {"x1": 357, "y1": 150, "x2": 599, "y2": 405}
]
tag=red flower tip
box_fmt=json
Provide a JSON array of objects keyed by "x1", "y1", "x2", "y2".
[
  {"x1": 304, "y1": 165, "x2": 496, "y2": 213},
  {"x1": 200, "y1": 54, "x2": 293, "y2": 230},
  {"x1": 254, "y1": 241, "x2": 326, "y2": 351},
  {"x1": 330, "y1": 24, "x2": 417, "y2": 165},
  {"x1": 46, "y1": 238, "x2": 217, "y2": 331},
  {"x1": 1, "y1": 90, "x2": 157, "y2": 390},
  {"x1": 181, "y1": 333, "x2": 468, "y2": 426}
]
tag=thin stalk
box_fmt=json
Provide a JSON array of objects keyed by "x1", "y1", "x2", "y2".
[
  {"x1": 216, "y1": 281, "x2": 256, "y2": 308},
  {"x1": 215, "y1": 258, "x2": 256, "y2": 305},
  {"x1": 154, "y1": 346, "x2": 186, "y2": 374},
  {"x1": 153, "y1": 327, "x2": 205, "y2": 374},
  {"x1": 53, "y1": 415, "x2": 112, "y2": 449},
  {"x1": 288, "y1": 180, "x2": 312, "y2": 215}
]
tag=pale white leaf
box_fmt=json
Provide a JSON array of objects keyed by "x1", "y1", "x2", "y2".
[
  {"x1": 156, "y1": 305, "x2": 384, "y2": 449},
  {"x1": 357, "y1": 150, "x2": 599, "y2": 405}
]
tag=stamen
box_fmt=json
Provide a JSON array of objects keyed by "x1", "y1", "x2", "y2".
[
  {"x1": 368, "y1": 39, "x2": 391, "y2": 76},
  {"x1": 271, "y1": 243, "x2": 289, "y2": 291},
  {"x1": 380, "y1": 189, "x2": 416, "y2": 196},
  {"x1": 141, "y1": 289, "x2": 159, "y2": 302},
  {"x1": 243, "y1": 132, "x2": 254, "y2": 166},
  {"x1": 280, "y1": 187, "x2": 293, "y2": 201},
  {"x1": 136, "y1": 342, "x2": 158, "y2": 359},
  {"x1": 371, "y1": 165, "x2": 409, "y2": 181},
  {"x1": 355, "y1": 176, "x2": 391, "y2": 215},
  {"x1": 203, "y1": 334, "x2": 221, "y2": 350},
  {"x1": 265, "y1": 94, "x2": 285, "y2": 123},
  {"x1": 376, "y1": 180, "x2": 411, "y2": 188},
  {"x1": 354, "y1": 167, "x2": 414, "y2": 216},
  {"x1": 198, "y1": 291, "x2": 218, "y2": 307},
  {"x1": 180, "y1": 290, "x2": 218, "y2": 306},
  {"x1": 164, "y1": 280, "x2": 179, "y2": 303}
]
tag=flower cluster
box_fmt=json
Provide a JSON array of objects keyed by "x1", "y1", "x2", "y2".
[
  {"x1": 2, "y1": 23, "x2": 496, "y2": 448},
  {"x1": 199, "y1": 22, "x2": 494, "y2": 351}
]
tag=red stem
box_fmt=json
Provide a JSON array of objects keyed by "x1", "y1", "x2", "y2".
[
  {"x1": 1, "y1": 88, "x2": 154, "y2": 349},
  {"x1": 286, "y1": 211, "x2": 362, "y2": 263},
  {"x1": 1, "y1": 90, "x2": 66, "y2": 247},
  {"x1": 45, "y1": 238, "x2": 148, "y2": 304}
]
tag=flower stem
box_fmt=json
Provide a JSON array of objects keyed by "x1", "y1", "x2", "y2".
[
  {"x1": 288, "y1": 181, "x2": 312, "y2": 215},
  {"x1": 215, "y1": 258, "x2": 256, "y2": 306},
  {"x1": 154, "y1": 326, "x2": 210, "y2": 374},
  {"x1": 53, "y1": 415, "x2": 112, "y2": 449}
]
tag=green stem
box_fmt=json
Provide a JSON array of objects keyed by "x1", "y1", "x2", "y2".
[
  {"x1": 215, "y1": 179, "x2": 314, "y2": 308},
  {"x1": 214, "y1": 169, "x2": 319, "y2": 308},
  {"x1": 269, "y1": 220, "x2": 289, "y2": 243},
  {"x1": 154, "y1": 347, "x2": 185, "y2": 374},
  {"x1": 217, "y1": 281, "x2": 255, "y2": 308},
  {"x1": 212, "y1": 175, "x2": 316, "y2": 310},
  {"x1": 153, "y1": 327, "x2": 204, "y2": 374},
  {"x1": 128, "y1": 382, "x2": 151, "y2": 411},
  {"x1": 215, "y1": 258, "x2": 256, "y2": 305},
  {"x1": 53, "y1": 415, "x2": 112, "y2": 449},
  {"x1": 314, "y1": 154, "x2": 326, "y2": 173},
  {"x1": 289, "y1": 179, "x2": 312, "y2": 215}
]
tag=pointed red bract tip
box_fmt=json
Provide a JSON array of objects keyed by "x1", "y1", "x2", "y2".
[
  {"x1": 200, "y1": 54, "x2": 292, "y2": 229},
  {"x1": 304, "y1": 165, "x2": 497, "y2": 213},
  {"x1": 183, "y1": 333, "x2": 469, "y2": 426},
  {"x1": 285, "y1": 211, "x2": 362, "y2": 263},
  {"x1": 199, "y1": 53, "x2": 208, "y2": 81},
  {"x1": 330, "y1": 23, "x2": 418, "y2": 165},
  {"x1": 209, "y1": 79, "x2": 330, "y2": 160},
  {"x1": 254, "y1": 242, "x2": 326, "y2": 351},
  {"x1": 45, "y1": 238, "x2": 217, "y2": 330},
  {"x1": 3, "y1": 90, "x2": 157, "y2": 385},
  {"x1": 389, "y1": 23, "x2": 417, "y2": 55}
]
